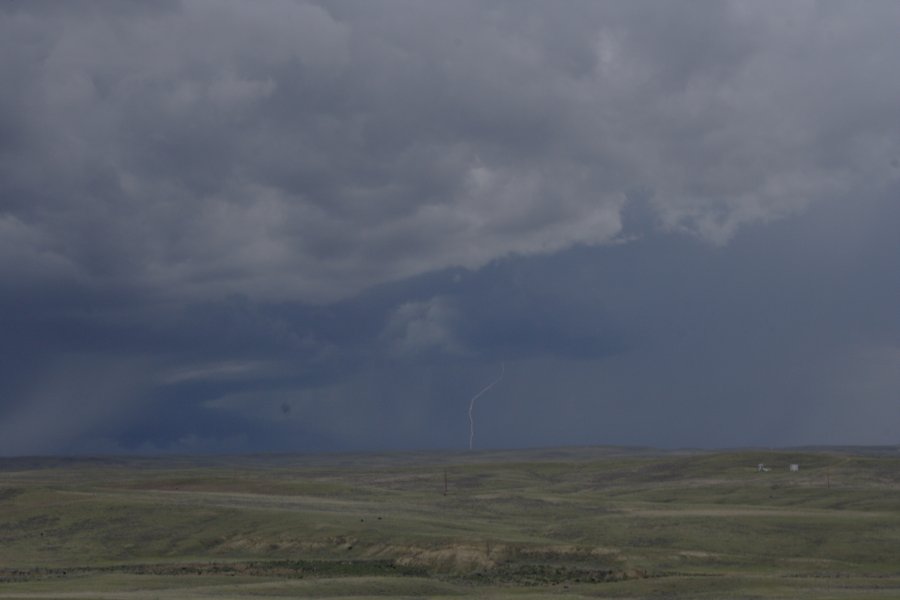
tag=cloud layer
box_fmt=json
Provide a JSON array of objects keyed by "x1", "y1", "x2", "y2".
[
  {"x1": 4, "y1": 1, "x2": 899, "y2": 304},
  {"x1": 2, "y1": 1, "x2": 899, "y2": 454}
]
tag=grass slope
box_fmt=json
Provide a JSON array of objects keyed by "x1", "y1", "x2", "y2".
[{"x1": 1, "y1": 446, "x2": 899, "y2": 598}]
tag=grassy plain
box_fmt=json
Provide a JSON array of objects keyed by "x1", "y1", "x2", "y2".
[{"x1": 2, "y1": 446, "x2": 900, "y2": 598}]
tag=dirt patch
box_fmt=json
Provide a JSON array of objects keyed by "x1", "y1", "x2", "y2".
[
  {"x1": 509, "y1": 544, "x2": 622, "y2": 562},
  {"x1": 385, "y1": 543, "x2": 498, "y2": 571}
]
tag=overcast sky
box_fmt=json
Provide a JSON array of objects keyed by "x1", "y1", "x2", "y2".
[{"x1": 1, "y1": 1, "x2": 899, "y2": 455}]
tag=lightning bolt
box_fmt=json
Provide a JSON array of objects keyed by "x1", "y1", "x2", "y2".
[{"x1": 468, "y1": 362, "x2": 505, "y2": 450}]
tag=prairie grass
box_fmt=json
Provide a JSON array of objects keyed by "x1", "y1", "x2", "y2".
[{"x1": 1, "y1": 447, "x2": 899, "y2": 598}]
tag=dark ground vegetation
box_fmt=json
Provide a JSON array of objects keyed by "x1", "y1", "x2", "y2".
[{"x1": 2, "y1": 446, "x2": 900, "y2": 598}]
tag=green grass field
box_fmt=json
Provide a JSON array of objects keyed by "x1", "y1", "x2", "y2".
[{"x1": 2, "y1": 446, "x2": 900, "y2": 598}]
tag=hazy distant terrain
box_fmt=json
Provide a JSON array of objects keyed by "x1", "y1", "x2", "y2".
[{"x1": 2, "y1": 447, "x2": 900, "y2": 599}]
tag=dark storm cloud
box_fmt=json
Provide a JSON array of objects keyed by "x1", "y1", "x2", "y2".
[
  {"x1": 177, "y1": 185, "x2": 900, "y2": 452},
  {"x1": 2, "y1": 1, "x2": 900, "y2": 453},
  {"x1": 4, "y1": 1, "x2": 899, "y2": 302}
]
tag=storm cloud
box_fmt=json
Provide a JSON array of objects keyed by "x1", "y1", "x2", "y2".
[{"x1": 1, "y1": 1, "x2": 899, "y2": 454}]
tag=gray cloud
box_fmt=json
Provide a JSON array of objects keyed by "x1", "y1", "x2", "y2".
[
  {"x1": 3, "y1": 1, "x2": 899, "y2": 304},
  {"x1": 2, "y1": 1, "x2": 900, "y2": 454},
  {"x1": 381, "y1": 296, "x2": 465, "y2": 359}
]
